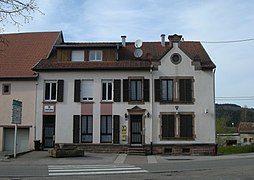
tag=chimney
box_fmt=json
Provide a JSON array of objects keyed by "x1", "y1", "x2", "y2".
[
  {"x1": 168, "y1": 34, "x2": 182, "y2": 47},
  {"x1": 121, "y1": 35, "x2": 126, "y2": 47},
  {"x1": 161, "y1": 34, "x2": 165, "y2": 46}
]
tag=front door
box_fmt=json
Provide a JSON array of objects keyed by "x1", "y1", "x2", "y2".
[
  {"x1": 43, "y1": 115, "x2": 55, "y2": 148},
  {"x1": 130, "y1": 115, "x2": 142, "y2": 144}
]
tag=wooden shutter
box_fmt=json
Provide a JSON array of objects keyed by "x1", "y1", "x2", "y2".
[
  {"x1": 74, "y1": 79, "x2": 81, "y2": 102},
  {"x1": 162, "y1": 115, "x2": 175, "y2": 138},
  {"x1": 144, "y1": 79, "x2": 150, "y2": 102},
  {"x1": 57, "y1": 80, "x2": 64, "y2": 102},
  {"x1": 62, "y1": 49, "x2": 71, "y2": 61},
  {"x1": 123, "y1": 79, "x2": 129, "y2": 102},
  {"x1": 179, "y1": 79, "x2": 192, "y2": 102},
  {"x1": 73, "y1": 115, "x2": 80, "y2": 143},
  {"x1": 154, "y1": 79, "x2": 161, "y2": 102},
  {"x1": 114, "y1": 80, "x2": 121, "y2": 102},
  {"x1": 180, "y1": 115, "x2": 193, "y2": 138},
  {"x1": 113, "y1": 115, "x2": 120, "y2": 144}
]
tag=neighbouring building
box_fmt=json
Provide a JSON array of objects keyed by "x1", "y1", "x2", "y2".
[
  {"x1": 33, "y1": 33, "x2": 216, "y2": 155},
  {"x1": 217, "y1": 122, "x2": 254, "y2": 146},
  {"x1": 0, "y1": 32, "x2": 62, "y2": 153}
]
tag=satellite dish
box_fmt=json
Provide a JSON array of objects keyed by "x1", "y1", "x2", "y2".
[
  {"x1": 134, "y1": 49, "x2": 143, "y2": 58},
  {"x1": 135, "y1": 39, "x2": 143, "y2": 48}
]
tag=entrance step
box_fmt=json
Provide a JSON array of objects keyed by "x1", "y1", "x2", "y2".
[{"x1": 127, "y1": 147, "x2": 147, "y2": 156}]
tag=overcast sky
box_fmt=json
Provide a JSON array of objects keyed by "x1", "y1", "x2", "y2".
[{"x1": 3, "y1": 0, "x2": 254, "y2": 108}]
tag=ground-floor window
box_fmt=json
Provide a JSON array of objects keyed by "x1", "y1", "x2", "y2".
[
  {"x1": 161, "y1": 113, "x2": 194, "y2": 140},
  {"x1": 81, "y1": 116, "x2": 93, "y2": 143},
  {"x1": 100, "y1": 115, "x2": 112, "y2": 143}
]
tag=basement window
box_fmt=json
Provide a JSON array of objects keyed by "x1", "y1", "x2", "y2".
[{"x1": 2, "y1": 84, "x2": 11, "y2": 95}]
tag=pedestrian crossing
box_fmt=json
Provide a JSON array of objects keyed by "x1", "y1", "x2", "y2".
[{"x1": 48, "y1": 164, "x2": 148, "y2": 176}]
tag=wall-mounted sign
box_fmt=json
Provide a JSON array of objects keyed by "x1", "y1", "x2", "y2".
[
  {"x1": 44, "y1": 105, "x2": 55, "y2": 113},
  {"x1": 12, "y1": 99, "x2": 22, "y2": 124},
  {"x1": 122, "y1": 125, "x2": 127, "y2": 141}
]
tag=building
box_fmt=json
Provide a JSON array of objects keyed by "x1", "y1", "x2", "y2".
[
  {"x1": 33, "y1": 34, "x2": 216, "y2": 155},
  {"x1": 0, "y1": 32, "x2": 62, "y2": 153}
]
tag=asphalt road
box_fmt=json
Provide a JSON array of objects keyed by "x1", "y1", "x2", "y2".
[{"x1": 0, "y1": 152, "x2": 253, "y2": 179}]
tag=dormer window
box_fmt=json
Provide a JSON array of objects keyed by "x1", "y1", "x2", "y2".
[
  {"x1": 89, "y1": 50, "x2": 102, "y2": 61},
  {"x1": 71, "y1": 50, "x2": 84, "y2": 61}
]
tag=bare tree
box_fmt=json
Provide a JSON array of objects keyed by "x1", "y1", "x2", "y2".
[{"x1": 0, "y1": 0, "x2": 42, "y2": 32}]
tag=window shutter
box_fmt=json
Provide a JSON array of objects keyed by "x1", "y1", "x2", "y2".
[
  {"x1": 113, "y1": 115, "x2": 120, "y2": 144},
  {"x1": 62, "y1": 50, "x2": 71, "y2": 61},
  {"x1": 186, "y1": 79, "x2": 192, "y2": 102},
  {"x1": 57, "y1": 80, "x2": 64, "y2": 102},
  {"x1": 179, "y1": 79, "x2": 192, "y2": 102},
  {"x1": 179, "y1": 79, "x2": 185, "y2": 102},
  {"x1": 114, "y1": 80, "x2": 121, "y2": 102},
  {"x1": 73, "y1": 115, "x2": 80, "y2": 143},
  {"x1": 144, "y1": 79, "x2": 150, "y2": 102},
  {"x1": 123, "y1": 79, "x2": 129, "y2": 102},
  {"x1": 154, "y1": 79, "x2": 161, "y2": 102},
  {"x1": 74, "y1": 80, "x2": 81, "y2": 102}
]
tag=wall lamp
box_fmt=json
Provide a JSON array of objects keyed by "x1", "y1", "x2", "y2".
[
  {"x1": 147, "y1": 112, "x2": 150, "y2": 118},
  {"x1": 125, "y1": 113, "x2": 128, "y2": 119}
]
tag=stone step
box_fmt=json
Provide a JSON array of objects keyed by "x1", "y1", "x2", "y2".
[{"x1": 127, "y1": 147, "x2": 147, "y2": 156}]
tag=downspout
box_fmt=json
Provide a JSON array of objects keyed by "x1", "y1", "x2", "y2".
[
  {"x1": 150, "y1": 64, "x2": 154, "y2": 154},
  {"x1": 34, "y1": 81, "x2": 38, "y2": 141},
  {"x1": 213, "y1": 68, "x2": 217, "y2": 155}
]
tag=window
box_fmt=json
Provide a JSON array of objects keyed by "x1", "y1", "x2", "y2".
[
  {"x1": 71, "y1": 50, "x2": 84, "y2": 61},
  {"x1": 161, "y1": 79, "x2": 173, "y2": 102},
  {"x1": 161, "y1": 114, "x2": 175, "y2": 139},
  {"x1": 81, "y1": 116, "x2": 93, "y2": 143},
  {"x1": 170, "y1": 53, "x2": 182, "y2": 65},
  {"x1": 123, "y1": 78, "x2": 149, "y2": 102},
  {"x1": 89, "y1": 50, "x2": 102, "y2": 61},
  {"x1": 180, "y1": 115, "x2": 193, "y2": 138},
  {"x1": 102, "y1": 80, "x2": 113, "y2": 101},
  {"x1": 155, "y1": 77, "x2": 193, "y2": 104},
  {"x1": 100, "y1": 116, "x2": 112, "y2": 143},
  {"x1": 82, "y1": 80, "x2": 93, "y2": 101},
  {"x1": 130, "y1": 80, "x2": 142, "y2": 101},
  {"x1": 2, "y1": 84, "x2": 11, "y2": 95},
  {"x1": 44, "y1": 81, "x2": 57, "y2": 101}
]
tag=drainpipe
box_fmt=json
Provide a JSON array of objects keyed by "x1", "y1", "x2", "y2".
[
  {"x1": 213, "y1": 68, "x2": 217, "y2": 155},
  {"x1": 150, "y1": 64, "x2": 154, "y2": 154}
]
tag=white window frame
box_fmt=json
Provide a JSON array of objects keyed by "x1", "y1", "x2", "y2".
[
  {"x1": 82, "y1": 80, "x2": 94, "y2": 101},
  {"x1": 71, "y1": 50, "x2": 84, "y2": 62},
  {"x1": 44, "y1": 80, "x2": 57, "y2": 101},
  {"x1": 89, "y1": 50, "x2": 102, "y2": 61},
  {"x1": 101, "y1": 80, "x2": 113, "y2": 101}
]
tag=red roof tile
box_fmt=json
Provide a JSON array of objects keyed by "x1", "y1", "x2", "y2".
[
  {"x1": 0, "y1": 32, "x2": 61, "y2": 78},
  {"x1": 33, "y1": 39, "x2": 216, "y2": 71}
]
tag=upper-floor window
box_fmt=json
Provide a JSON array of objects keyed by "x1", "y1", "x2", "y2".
[
  {"x1": 82, "y1": 80, "x2": 94, "y2": 101},
  {"x1": 89, "y1": 50, "x2": 102, "y2": 61},
  {"x1": 44, "y1": 80, "x2": 64, "y2": 102},
  {"x1": 123, "y1": 78, "x2": 149, "y2": 103},
  {"x1": 71, "y1": 50, "x2": 84, "y2": 61},
  {"x1": 130, "y1": 79, "x2": 142, "y2": 101},
  {"x1": 102, "y1": 80, "x2": 113, "y2": 101},
  {"x1": 45, "y1": 81, "x2": 57, "y2": 101},
  {"x1": 155, "y1": 77, "x2": 193, "y2": 104},
  {"x1": 161, "y1": 79, "x2": 173, "y2": 102},
  {"x1": 2, "y1": 84, "x2": 11, "y2": 95}
]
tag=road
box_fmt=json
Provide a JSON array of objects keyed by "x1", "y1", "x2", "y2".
[{"x1": 0, "y1": 152, "x2": 253, "y2": 179}]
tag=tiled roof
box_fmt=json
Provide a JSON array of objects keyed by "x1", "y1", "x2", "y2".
[
  {"x1": 0, "y1": 32, "x2": 61, "y2": 78},
  {"x1": 238, "y1": 122, "x2": 254, "y2": 133},
  {"x1": 33, "y1": 40, "x2": 216, "y2": 71}
]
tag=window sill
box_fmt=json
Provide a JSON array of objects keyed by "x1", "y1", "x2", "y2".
[
  {"x1": 81, "y1": 101, "x2": 94, "y2": 104},
  {"x1": 43, "y1": 101, "x2": 57, "y2": 103},
  {"x1": 101, "y1": 101, "x2": 113, "y2": 104},
  {"x1": 160, "y1": 137, "x2": 195, "y2": 141}
]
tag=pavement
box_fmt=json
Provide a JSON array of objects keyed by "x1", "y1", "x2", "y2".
[{"x1": 1, "y1": 150, "x2": 254, "y2": 165}]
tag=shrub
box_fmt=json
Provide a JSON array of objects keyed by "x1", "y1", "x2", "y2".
[{"x1": 218, "y1": 144, "x2": 254, "y2": 155}]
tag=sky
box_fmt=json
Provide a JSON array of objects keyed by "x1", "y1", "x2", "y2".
[{"x1": 2, "y1": 0, "x2": 254, "y2": 108}]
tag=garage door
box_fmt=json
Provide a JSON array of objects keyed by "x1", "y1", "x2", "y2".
[{"x1": 4, "y1": 128, "x2": 29, "y2": 153}]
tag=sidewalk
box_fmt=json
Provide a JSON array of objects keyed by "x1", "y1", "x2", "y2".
[{"x1": 1, "y1": 150, "x2": 254, "y2": 165}]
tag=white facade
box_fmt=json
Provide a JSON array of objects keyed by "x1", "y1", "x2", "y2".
[{"x1": 35, "y1": 40, "x2": 216, "y2": 154}]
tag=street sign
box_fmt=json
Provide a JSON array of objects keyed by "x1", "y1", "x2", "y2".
[{"x1": 12, "y1": 99, "x2": 22, "y2": 124}]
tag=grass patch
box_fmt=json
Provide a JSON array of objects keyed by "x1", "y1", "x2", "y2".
[{"x1": 218, "y1": 144, "x2": 254, "y2": 155}]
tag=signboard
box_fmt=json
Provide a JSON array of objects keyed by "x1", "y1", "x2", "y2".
[
  {"x1": 44, "y1": 105, "x2": 55, "y2": 113},
  {"x1": 12, "y1": 100, "x2": 22, "y2": 124}
]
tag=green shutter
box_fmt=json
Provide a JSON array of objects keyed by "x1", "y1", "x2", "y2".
[
  {"x1": 57, "y1": 80, "x2": 64, "y2": 102},
  {"x1": 74, "y1": 80, "x2": 81, "y2": 102}
]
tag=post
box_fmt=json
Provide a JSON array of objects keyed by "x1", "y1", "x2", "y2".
[{"x1": 14, "y1": 124, "x2": 17, "y2": 158}]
